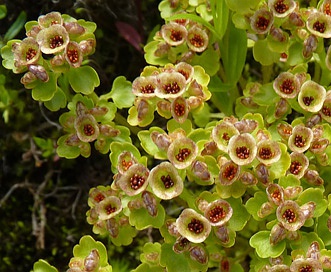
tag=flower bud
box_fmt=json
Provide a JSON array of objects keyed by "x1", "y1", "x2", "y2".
[
  {"x1": 256, "y1": 163, "x2": 271, "y2": 186},
  {"x1": 300, "y1": 201, "x2": 316, "y2": 220},
  {"x1": 304, "y1": 169, "x2": 324, "y2": 185},
  {"x1": 189, "y1": 245, "x2": 208, "y2": 265},
  {"x1": 275, "y1": 98, "x2": 290, "y2": 118},
  {"x1": 173, "y1": 236, "x2": 191, "y2": 253},
  {"x1": 284, "y1": 186, "x2": 303, "y2": 199},
  {"x1": 176, "y1": 208, "x2": 211, "y2": 243},
  {"x1": 270, "y1": 223, "x2": 287, "y2": 245},
  {"x1": 258, "y1": 201, "x2": 275, "y2": 218},
  {"x1": 28, "y1": 64, "x2": 49, "y2": 82},
  {"x1": 142, "y1": 191, "x2": 158, "y2": 217},
  {"x1": 84, "y1": 249, "x2": 100, "y2": 272},
  {"x1": 150, "y1": 131, "x2": 171, "y2": 151},
  {"x1": 106, "y1": 218, "x2": 119, "y2": 238},
  {"x1": 190, "y1": 160, "x2": 212, "y2": 183},
  {"x1": 214, "y1": 225, "x2": 230, "y2": 244},
  {"x1": 233, "y1": 119, "x2": 258, "y2": 134},
  {"x1": 79, "y1": 38, "x2": 96, "y2": 56},
  {"x1": 303, "y1": 35, "x2": 318, "y2": 59},
  {"x1": 288, "y1": 12, "x2": 305, "y2": 28},
  {"x1": 63, "y1": 22, "x2": 85, "y2": 35}
]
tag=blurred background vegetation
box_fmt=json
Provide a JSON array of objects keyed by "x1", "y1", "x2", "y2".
[{"x1": 0, "y1": 0, "x2": 162, "y2": 271}]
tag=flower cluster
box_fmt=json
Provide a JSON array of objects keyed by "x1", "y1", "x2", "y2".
[
  {"x1": 129, "y1": 62, "x2": 211, "y2": 126},
  {"x1": 8, "y1": 11, "x2": 96, "y2": 84}
]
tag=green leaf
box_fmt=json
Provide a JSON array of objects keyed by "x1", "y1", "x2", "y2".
[
  {"x1": 167, "y1": 118, "x2": 192, "y2": 134},
  {"x1": 269, "y1": 143, "x2": 291, "y2": 179},
  {"x1": 190, "y1": 48, "x2": 220, "y2": 76},
  {"x1": 245, "y1": 191, "x2": 269, "y2": 221},
  {"x1": 0, "y1": 5, "x2": 7, "y2": 20},
  {"x1": 33, "y1": 260, "x2": 58, "y2": 272},
  {"x1": 297, "y1": 188, "x2": 328, "y2": 218},
  {"x1": 132, "y1": 263, "x2": 164, "y2": 272},
  {"x1": 138, "y1": 127, "x2": 168, "y2": 160},
  {"x1": 56, "y1": 135, "x2": 82, "y2": 159},
  {"x1": 4, "y1": 11, "x2": 26, "y2": 41},
  {"x1": 252, "y1": 83, "x2": 278, "y2": 106},
  {"x1": 32, "y1": 72, "x2": 58, "y2": 101},
  {"x1": 210, "y1": 0, "x2": 229, "y2": 40},
  {"x1": 225, "y1": 0, "x2": 260, "y2": 13},
  {"x1": 216, "y1": 180, "x2": 247, "y2": 199},
  {"x1": 1, "y1": 39, "x2": 21, "y2": 71},
  {"x1": 127, "y1": 101, "x2": 155, "y2": 127},
  {"x1": 253, "y1": 39, "x2": 279, "y2": 66},
  {"x1": 160, "y1": 243, "x2": 191, "y2": 272},
  {"x1": 129, "y1": 202, "x2": 165, "y2": 230},
  {"x1": 317, "y1": 213, "x2": 331, "y2": 247},
  {"x1": 68, "y1": 66, "x2": 100, "y2": 95},
  {"x1": 109, "y1": 223, "x2": 138, "y2": 247},
  {"x1": 140, "y1": 242, "x2": 162, "y2": 265},
  {"x1": 44, "y1": 87, "x2": 67, "y2": 111},
  {"x1": 250, "y1": 231, "x2": 286, "y2": 258},
  {"x1": 220, "y1": 18, "x2": 247, "y2": 85},
  {"x1": 289, "y1": 232, "x2": 324, "y2": 252},
  {"x1": 103, "y1": 76, "x2": 135, "y2": 109},
  {"x1": 73, "y1": 235, "x2": 110, "y2": 268},
  {"x1": 227, "y1": 197, "x2": 250, "y2": 231},
  {"x1": 109, "y1": 142, "x2": 141, "y2": 172}
]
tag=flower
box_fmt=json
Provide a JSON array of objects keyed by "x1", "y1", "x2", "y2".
[
  {"x1": 273, "y1": 72, "x2": 301, "y2": 99},
  {"x1": 167, "y1": 136, "x2": 198, "y2": 169},
  {"x1": 250, "y1": 8, "x2": 274, "y2": 34},
  {"x1": 116, "y1": 163, "x2": 149, "y2": 196},
  {"x1": 266, "y1": 183, "x2": 284, "y2": 206},
  {"x1": 290, "y1": 258, "x2": 323, "y2": 272},
  {"x1": 186, "y1": 25, "x2": 209, "y2": 52},
  {"x1": 95, "y1": 196, "x2": 122, "y2": 220},
  {"x1": 303, "y1": 34, "x2": 318, "y2": 59},
  {"x1": 156, "y1": 71, "x2": 187, "y2": 99},
  {"x1": 228, "y1": 133, "x2": 257, "y2": 165},
  {"x1": 288, "y1": 152, "x2": 309, "y2": 179},
  {"x1": 268, "y1": 0, "x2": 296, "y2": 18},
  {"x1": 218, "y1": 160, "x2": 241, "y2": 185},
  {"x1": 117, "y1": 151, "x2": 138, "y2": 174},
  {"x1": 65, "y1": 41, "x2": 83, "y2": 68},
  {"x1": 176, "y1": 208, "x2": 211, "y2": 243},
  {"x1": 298, "y1": 80, "x2": 326, "y2": 112},
  {"x1": 212, "y1": 121, "x2": 240, "y2": 153},
  {"x1": 38, "y1": 11, "x2": 63, "y2": 28},
  {"x1": 132, "y1": 76, "x2": 158, "y2": 97},
  {"x1": 306, "y1": 10, "x2": 331, "y2": 38},
  {"x1": 171, "y1": 96, "x2": 189, "y2": 123},
  {"x1": 288, "y1": 125, "x2": 313, "y2": 153},
  {"x1": 147, "y1": 161, "x2": 183, "y2": 200},
  {"x1": 74, "y1": 114, "x2": 100, "y2": 143},
  {"x1": 203, "y1": 199, "x2": 233, "y2": 226},
  {"x1": 12, "y1": 37, "x2": 41, "y2": 69},
  {"x1": 256, "y1": 140, "x2": 281, "y2": 165},
  {"x1": 175, "y1": 62, "x2": 194, "y2": 83},
  {"x1": 36, "y1": 24, "x2": 69, "y2": 54},
  {"x1": 161, "y1": 22, "x2": 188, "y2": 46},
  {"x1": 320, "y1": 91, "x2": 331, "y2": 122},
  {"x1": 276, "y1": 200, "x2": 305, "y2": 231}
]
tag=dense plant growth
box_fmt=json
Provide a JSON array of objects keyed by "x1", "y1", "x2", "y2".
[{"x1": 3, "y1": 0, "x2": 331, "y2": 271}]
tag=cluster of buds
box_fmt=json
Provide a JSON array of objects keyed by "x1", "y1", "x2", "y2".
[
  {"x1": 67, "y1": 249, "x2": 101, "y2": 272},
  {"x1": 130, "y1": 62, "x2": 211, "y2": 126},
  {"x1": 11, "y1": 11, "x2": 96, "y2": 86},
  {"x1": 58, "y1": 99, "x2": 120, "y2": 157},
  {"x1": 260, "y1": 241, "x2": 331, "y2": 271}
]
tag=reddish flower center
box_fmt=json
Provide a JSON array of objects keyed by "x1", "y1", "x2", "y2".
[
  {"x1": 324, "y1": 3, "x2": 331, "y2": 15},
  {"x1": 220, "y1": 259, "x2": 230, "y2": 271},
  {"x1": 290, "y1": 161, "x2": 302, "y2": 175},
  {"x1": 222, "y1": 133, "x2": 230, "y2": 142},
  {"x1": 282, "y1": 208, "x2": 296, "y2": 223},
  {"x1": 322, "y1": 106, "x2": 331, "y2": 116},
  {"x1": 274, "y1": 0, "x2": 289, "y2": 14},
  {"x1": 163, "y1": 82, "x2": 181, "y2": 94},
  {"x1": 161, "y1": 174, "x2": 174, "y2": 189},
  {"x1": 280, "y1": 79, "x2": 295, "y2": 94},
  {"x1": 256, "y1": 16, "x2": 270, "y2": 31},
  {"x1": 178, "y1": 69, "x2": 189, "y2": 80},
  {"x1": 105, "y1": 204, "x2": 116, "y2": 214},
  {"x1": 130, "y1": 174, "x2": 145, "y2": 190},
  {"x1": 236, "y1": 146, "x2": 250, "y2": 159},
  {"x1": 94, "y1": 193, "x2": 105, "y2": 203},
  {"x1": 26, "y1": 48, "x2": 37, "y2": 61},
  {"x1": 175, "y1": 148, "x2": 191, "y2": 162},
  {"x1": 313, "y1": 21, "x2": 326, "y2": 33},
  {"x1": 222, "y1": 164, "x2": 238, "y2": 181},
  {"x1": 299, "y1": 265, "x2": 313, "y2": 272},
  {"x1": 141, "y1": 84, "x2": 155, "y2": 94},
  {"x1": 259, "y1": 147, "x2": 273, "y2": 160},
  {"x1": 49, "y1": 35, "x2": 64, "y2": 49},
  {"x1": 271, "y1": 190, "x2": 281, "y2": 201},
  {"x1": 303, "y1": 96, "x2": 314, "y2": 106},
  {"x1": 67, "y1": 49, "x2": 79, "y2": 63},
  {"x1": 174, "y1": 102, "x2": 185, "y2": 116},
  {"x1": 188, "y1": 218, "x2": 204, "y2": 234},
  {"x1": 190, "y1": 34, "x2": 205, "y2": 48},
  {"x1": 170, "y1": 29, "x2": 183, "y2": 42},
  {"x1": 280, "y1": 52, "x2": 288, "y2": 59},
  {"x1": 121, "y1": 160, "x2": 133, "y2": 171},
  {"x1": 208, "y1": 206, "x2": 226, "y2": 223},
  {"x1": 84, "y1": 124, "x2": 95, "y2": 136},
  {"x1": 294, "y1": 135, "x2": 306, "y2": 148}
]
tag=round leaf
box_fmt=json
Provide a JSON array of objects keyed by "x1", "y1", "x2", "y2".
[
  {"x1": 250, "y1": 231, "x2": 286, "y2": 258},
  {"x1": 68, "y1": 66, "x2": 100, "y2": 95}
]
